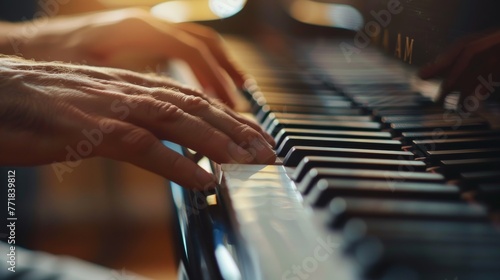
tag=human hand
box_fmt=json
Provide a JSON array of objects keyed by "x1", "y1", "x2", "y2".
[
  {"x1": 0, "y1": 56, "x2": 275, "y2": 190},
  {"x1": 6, "y1": 8, "x2": 245, "y2": 107},
  {"x1": 418, "y1": 30, "x2": 500, "y2": 107}
]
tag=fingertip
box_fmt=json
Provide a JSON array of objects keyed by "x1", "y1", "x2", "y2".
[
  {"x1": 248, "y1": 137, "x2": 277, "y2": 164},
  {"x1": 195, "y1": 168, "x2": 218, "y2": 190},
  {"x1": 263, "y1": 132, "x2": 276, "y2": 147}
]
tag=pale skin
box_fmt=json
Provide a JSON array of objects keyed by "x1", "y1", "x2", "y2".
[{"x1": 0, "y1": 8, "x2": 276, "y2": 190}]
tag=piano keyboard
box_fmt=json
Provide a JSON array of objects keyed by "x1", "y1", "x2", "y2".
[{"x1": 170, "y1": 37, "x2": 500, "y2": 280}]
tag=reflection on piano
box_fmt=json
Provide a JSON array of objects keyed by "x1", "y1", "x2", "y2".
[{"x1": 166, "y1": 1, "x2": 500, "y2": 279}]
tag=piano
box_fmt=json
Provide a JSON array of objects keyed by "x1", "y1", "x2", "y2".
[{"x1": 164, "y1": 1, "x2": 500, "y2": 279}]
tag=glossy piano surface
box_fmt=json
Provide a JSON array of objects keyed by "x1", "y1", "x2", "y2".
[{"x1": 167, "y1": 1, "x2": 500, "y2": 279}]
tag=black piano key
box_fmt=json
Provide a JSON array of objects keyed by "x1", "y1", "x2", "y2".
[
  {"x1": 254, "y1": 85, "x2": 320, "y2": 94},
  {"x1": 253, "y1": 77, "x2": 326, "y2": 89},
  {"x1": 382, "y1": 113, "x2": 470, "y2": 123},
  {"x1": 357, "y1": 98, "x2": 434, "y2": 108},
  {"x1": 362, "y1": 103, "x2": 436, "y2": 112},
  {"x1": 353, "y1": 94, "x2": 430, "y2": 104},
  {"x1": 306, "y1": 179, "x2": 460, "y2": 207},
  {"x1": 245, "y1": 68, "x2": 304, "y2": 79},
  {"x1": 372, "y1": 108, "x2": 449, "y2": 120},
  {"x1": 252, "y1": 91, "x2": 350, "y2": 101},
  {"x1": 298, "y1": 168, "x2": 445, "y2": 194},
  {"x1": 424, "y1": 148, "x2": 500, "y2": 163},
  {"x1": 342, "y1": 86, "x2": 413, "y2": 95},
  {"x1": 353, "y1": 236, "x2": 500, "y2": 279},
  {"x1": 267, "y1": 119, "x2": 381, "y2": 137},
  {"x1": 348, "y1": 90, "x2": 421, "y2": 97},
  {"x1": 464, "y1": 184, "x2": 500, "y2": 207},
  {"x1": 328, "y1": 197, "x2": 487, "y2": 229},
  {"x1": 267, "y1": 112, "x2": 371, "y2": 122},
  {"x1": 343, "y1": 218, "x2": 500, "y2": 249},
  {"x1": 460, "y1": 171, "x2": 500, "y2": 189},
  {"x1": 292, "y1": 156, "x2": 426, "y2": 182},
  {"x1": 399, "y1": 129, "x2": 500, "y2": 145},
  {"x1": 254, "y1": 104, "x2": 351, "y2": 115},
  {"x1": 275, "y1": 128, "x2": 391, "y2": 148},
  {"x1": 255, "y1": 104, "x2": 362, "y2": 122},
  {"x1": 277, "y1": 136, "x2": 403, "y2": 157},
  {"x1": 431, "y1": 158, "x2": 500, "y2": 179},
  {"x1": 253, "y1": 96, "x2": 352, "y2": 108},
  {"x1": 252, "y1": 92, "x2": 347, "y2": 102},
  {"x1": 261, "y1": 112, "x2": 372, "y2": 131},
  {"x1": 391, "y1": 121, "x2": 489, "y2": 135},
  {"x1": 412, "y1": 136, "x2": 500, "y2": 152},
  {"x1": 343, "y1": 218, "x2": 500, "y2": 276},
  {"x1": 283, "y1": 146, "x2": 414, "y2": 166},
  {"x1": 383, "y1": 117, "x2": 485, "y2": 130}
]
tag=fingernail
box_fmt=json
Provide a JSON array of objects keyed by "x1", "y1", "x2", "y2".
[
  {"x1": 250, "y1": 137, "x2": 276, "y2": 164},
  {"x1": 195, "y1": 169, "x2": 217, "y2": 190},
  {"x1": 228, "y1": 141, "x2": 255, "y2": 163}
]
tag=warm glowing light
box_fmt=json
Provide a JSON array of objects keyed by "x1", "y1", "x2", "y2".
[
  {"x1": 289, "y1": 0, "x2": 364, "y2": 31},
  {"x1": 207, "y1": 194, "x2": 218, "y2": 206},
  {"x1": 99, "y1": 0, "x2": 165, "y2": 7},
  {"x1": 208, "y1": 0, "x2": 245, "y2": 18},
  {"x1": 151, "y1": 0, "x2": 246, "y2": 23},
  {"x1": 151, "y1": 1, "x2": 191, "y2": 23}
]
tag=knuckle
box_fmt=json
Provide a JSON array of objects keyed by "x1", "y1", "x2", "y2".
[
  {"x1": 159, "y1": 103, "x2": 184, "y2": 121},
  {"x1": 231, "y1": 123, "x2": 256, "y2": 139},
  {"x1": 180, "y1": 95, "x2": 210, "y2": 113},
  {"x1": 135, "y1": 97, "x2": 183, "y2": 121},
  {"x1": 120, "y1": 126, "x2": 156, "y2": 154},
  {"x1": 199, "y1": 126, "x2": 219, "y2": 143},
  {"x1": 168, "y1": 154, "x2": 185, "y2": 172}
]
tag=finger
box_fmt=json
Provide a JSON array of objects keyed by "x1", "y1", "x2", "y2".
[
  {"x1": 93, "y1": 118, "x2": 218, "y2": 190},
  {"x1": 86, "y1": 82, "x2": 276, "y2": 163},
  {"x1": 456, "y1": 62, "x2": 499, "y2": 111},
  {"x1": 87, "y1": 20, "x2": 238, "y2": 107},
  {"x1": 208, "y1": 100, "x2": 276, "y2": 146},
  {"x1": 53, "y1": 99, "x2": 219, "y2": 190},
  {"x1": 152, "y1": 26, "x2": 237, "y2": 107},
  {"x1": 147, "y1": 89, "x2": 276, "y2": 163},
  {"x1": 87, "y1": 92, "x2": 260, "y2": 164},
  {"x1": 419, "y1": 33, "x2": 485, "y2": 79},
  {"x1": 175, "y1": 23, "x2": 247, "y2": 87},
  {"x1": 177, "y1": 41, "x2": 237, "y2": 108},
  {"x1": 418, "y1": 41, "x2": 467, "y2": 79},
  {"x1": 442, "y1": 47, "x2": 486, "y2": 93},
  {"x1": 90, "y1": 75, "x2": 275, "y2": 146}
]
